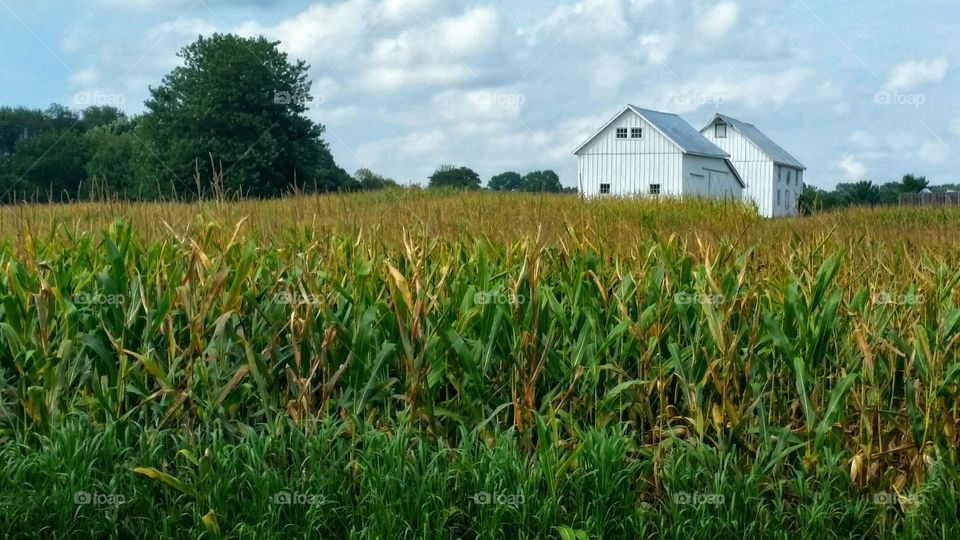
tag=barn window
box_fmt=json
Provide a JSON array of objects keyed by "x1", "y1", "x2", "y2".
[
  {"x1": 600, "y1": 183, "x2": 611, "y2": 194},
  {"x1": 616, "y1": 128, "x2": 628, "y2": 139},
  {"x1": 649, "y1": 184, "x2": 661, "y2": 196},
  {"x1": 777, "y1": 190, "x2": 782, "y2": 206},
  {"x1": 715, "y1": 122, "x2": 727, "y2": 138},
  {"x1": 787, "y1": 170, "x2": 792, "y2": 185},
  {"x1": 631, "y1": 127, "x2": 643, "y2": 139}
]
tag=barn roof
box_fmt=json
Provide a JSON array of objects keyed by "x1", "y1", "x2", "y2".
[
  {"x1": 706, "y1": 114, "x2": 806, "y2": 170},
  {"x1": 573, "y1": 105, "x2": 730, "y2": 159},
  {"x1": 627, "y1": 106, "x2": 731, "y2": 158}
]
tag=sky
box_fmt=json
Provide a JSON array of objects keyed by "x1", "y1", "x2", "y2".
[{"x1": 1, "y1": 0, "x2": 959, "y2": 189}]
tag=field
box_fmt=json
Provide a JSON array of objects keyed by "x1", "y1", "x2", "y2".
[{"x1": 1, "y1": 190, "x2": 959, "y2": 538}]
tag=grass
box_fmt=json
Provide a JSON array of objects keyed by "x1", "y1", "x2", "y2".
[{"x1": 1, "y1": 190, "x2": 959, "y2": 537}]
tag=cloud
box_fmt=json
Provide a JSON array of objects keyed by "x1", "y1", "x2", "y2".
[
  {"x1": 638, "y1": 33, "x2": 674, "y2": 65},
  {"x1": 697, "y1": 2, "x2": 740, "y2": 41},
  {"x1": 884, "y1": 58, "x2": 949, "y2": 92},
  {"x1": 381, "y1": 0, "x2": 438, "y2": 22},
  {"x1": 838, "y1": 155, "x2": 868, "y2": 181},
  {"x1": 918, "y1": 140, "x2": 951, "y2": 165},
  {"x1": 235, "y1": 0, "x2": 372, "y2": 60},
  {"x1": 433, "y1": 87, "x2": 526, "y2": 124},
  {"x1": 659, "y1": 67, "x2": 810, "y2": 113},
  {"x1": 522, "y1": 0, "x2": 632, "y2": 46}
]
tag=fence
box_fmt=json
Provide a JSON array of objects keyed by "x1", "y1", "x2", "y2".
[{"x1": 899, "y1": 192, "x2": 960, "y2": 206}]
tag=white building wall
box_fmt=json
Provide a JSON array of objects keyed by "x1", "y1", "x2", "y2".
[
  {"x1": 577, "y1": 110, "x2": 684, "y2": 197},
  {"x1": 773, "y1": 165, "x2": 804, "y2": 218},
  {"x1": 681, "y1": 154, "x2": 743, "y2": 200},
  {"x1": 700, "y1": 120, "x2": 778, "y2": 216}
]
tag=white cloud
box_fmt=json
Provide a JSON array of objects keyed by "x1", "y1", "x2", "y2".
[
  {"x1": 523, "y1": 0, "x2": 632, "y2": 45},
  {"x1": 659, "y1": 67, "x2": 810, "y2": 113},
  {"x1": 918, "y1": 140, "x2": 950, "y2": 165},
  {"x1": 362, "y1": 7, "x2": 499, "y2": 91},
  {"x1": 589, "y1": 55, "x2": 630, "y2": 95},
  {"x1": 235, "y1": 0, "x2": 371, "y2": 60},
  {"x1": 697, "y1": 2, "x2": 741, "y2": 41},
  {"x1": 838, "y1": 155, "x2": 868, "y2": 181},
  {"x1": 381, "y1": 0, "x2": 438, "y2": 22},
  {"x1": 884, "y1": 58, "x2": 949, "y2": 92},
  {"x1": 433, "y1": 87, "x2": 525, "y2": 124},
  {"x1": 638, "y1": 33, "x2": 674, "y2": 65}
]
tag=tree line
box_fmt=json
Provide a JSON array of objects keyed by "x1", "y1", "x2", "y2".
[
  {"x1": 799, "y1": 174, "x2": 957, "y2": 212},
  {"x1": 0, "y1": 34, "x2": 384, "y2": 203},
  {"x1": 427, "y1": 166, "x2": 573, "y2": 192},
  {"x1": 0, "y1": 32, "x2": 571, "y2": 204}
]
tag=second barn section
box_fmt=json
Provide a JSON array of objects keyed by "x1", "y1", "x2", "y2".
[
  {"x1": 573, "y1": 105, "x2": 744, "y2": 201},
  {"x1": 700, "y1": 114, "x2": 806, "y2": 218}
]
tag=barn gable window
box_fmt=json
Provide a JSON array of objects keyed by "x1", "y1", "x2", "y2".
[
  {"x1": 616, "y1": 128, "x2": 628, "y2": 139},
  {"x1": 649, "y1": 184, "x2": 661, "y2": 196},
  {"x1": 631, "y1": 127, "x2": 643, "y2": 139},
  {"x1": 600, "y1": 183, "x2": 611, "y2": 194},
  {"x1": 715, "y1": 122, "x2": 727, "y2": 138}
]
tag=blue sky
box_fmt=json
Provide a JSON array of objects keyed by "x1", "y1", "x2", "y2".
[{"x1": 1, "y1": 0, "x2": 958, "y2": 189}]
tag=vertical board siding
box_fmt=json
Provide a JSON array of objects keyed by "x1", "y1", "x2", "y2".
[
  {"x1": 682, "y1": 155, "x2": 744, "y2": 200},
  {"x1": 577, "y1": 109, "x2": 683, "y2": 198},
  {"x1": 701, "y1": 118, "x2": 801, "y2": 218}
]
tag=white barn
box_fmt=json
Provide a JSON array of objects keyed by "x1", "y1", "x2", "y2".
[
  {"x1": 574, "y1": 105, "x2": 744, "y2": 200},
  {"x1": 700, "y1": 114, "x2": 806, "y2": 218}
]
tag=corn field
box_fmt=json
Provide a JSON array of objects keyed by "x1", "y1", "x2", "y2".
[{"x1": 1, "y1": 191, "x2": 959, "y2": 538}]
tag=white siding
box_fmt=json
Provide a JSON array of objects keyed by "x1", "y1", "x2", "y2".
[
  {"x1": 702, "y1": 119, "x2": 788, "y2": 217},
  {"x1": 577, "y1": 109, "x2": 684, "y2": 198},
  {"x1": 682, "y1": 155, "x2": 743, "y2": 200}
]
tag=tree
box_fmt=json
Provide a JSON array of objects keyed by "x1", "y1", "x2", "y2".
[
  {"x1": 354, "y1": 168, "x2": 399, "y2": 191},
  {"x1": 521, "y1": 170, "x2": 562, "y2": 192},
  {"x1": 137, "y1": 33, "x2": 350, "y2": 199},
  {"x1": 86, "y1": 122, "x2": 138, "y2": 198},
  {"x1": 3, "y1": 129, "x2": 91, "y2": 201},
  {"x1": 0, "y1": 107, "x2": 50, "y2": 157},
  {"x1": 488, "y1": 171, "x2": 522, "y2": 191},
  {"x1": 840, "y1": 180, "x2": 881, "y2": 206},
  {"x1": 428, "y1": 165, "x2": 481, "y2": 190},
  {"x1": 81, "y1": 106, "x2": 127, "y2": 131},
  {"x1": 900, "y1": 174, "x2": 929, "y2": 193}
]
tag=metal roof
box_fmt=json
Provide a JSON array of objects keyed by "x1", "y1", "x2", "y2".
[
  {"x1": 627, "y1": 105, "x2": 730, "y2": 158},
  {"x1": 707, "y1": 114, "x2": 806, "y2": 170}
]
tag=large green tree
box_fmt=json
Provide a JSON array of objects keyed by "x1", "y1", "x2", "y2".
[
  {"x1": 429, "y1": 165, "x2": 481, "y2": 190},
  {"x1": 137, "y1": 33, "x2": 350, "y2": 198},
  {"x1": 521, "y1": 170, "x2": 562, "y2": 192},
  {"x1": 488, "y1": 171, "x2": 522, "y2": 191},
  {"x1": 4, "y1": 129, "x2": 91, "y2": 202},
  {"x1": 900, "y1": 174, "x2": 929, "y2": 193}
]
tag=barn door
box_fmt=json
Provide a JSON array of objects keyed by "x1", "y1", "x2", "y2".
[{"x1": 708, "y1": 171, "x2": 728, "y2": 196}]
